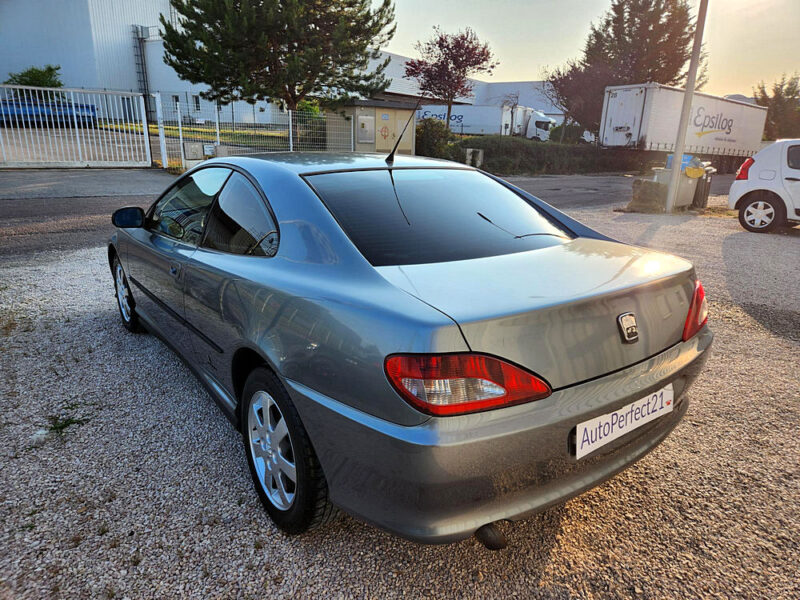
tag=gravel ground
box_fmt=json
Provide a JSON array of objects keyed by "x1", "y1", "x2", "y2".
[{"x1": 1, "y1": 207, "x2": 798, "y2": 599}]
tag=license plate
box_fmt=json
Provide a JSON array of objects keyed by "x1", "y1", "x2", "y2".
[{"x1": 575, "y1": 384, "x2": 674, "y2": 459}]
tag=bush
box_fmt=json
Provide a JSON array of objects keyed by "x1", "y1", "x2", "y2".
[
  {"x1": 447, "y1": 135, "x2": 659, "y2": 175},
  {"x1": 415, "y1": 118, "x2": 451, "y2": 158},
  {"x1": 295, "y1": 99, "x2": 326, "y2": 150},
  {"x1": 547, "y1": 122, "x2": 587, "y2": 144}
]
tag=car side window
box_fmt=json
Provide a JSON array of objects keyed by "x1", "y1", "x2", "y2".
[
  {"x1": 202, "y1": 173, "x2": 279, "y2": 257},
  {"x1": 148, "y1": 168, "x2": 231, "y2": 245},
  {"x1": 787, "y1": 145, "x2": 800, "y2": 170}
]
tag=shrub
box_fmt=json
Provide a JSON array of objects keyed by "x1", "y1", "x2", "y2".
[
  {"x1": 295, "y1": 99, "x2": 326, "y2": 150},
  {"x1": 447, "y1": 135, "x2": 659, "y2": 175},
  {"x1": 415, "y1": 118, "x2": 451, "y2": 158},
  {"x1": 548, "y1": 122, "x2": 587, "y2": 144}
]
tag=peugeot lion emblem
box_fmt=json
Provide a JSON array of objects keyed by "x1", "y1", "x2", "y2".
[{"x1": 617, "y1": 312, "x2": 639, "y2": 343}]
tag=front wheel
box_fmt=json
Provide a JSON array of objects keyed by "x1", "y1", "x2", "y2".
[
  {"x1": 112, "y1": 256, "x2": 142, "y2": 332},
  {"x1": 242, "y1": 367, "x2": 337, "y2": 534},
  {"x1": 739, "y1": 195, "x2": 784, "y2": 232}
]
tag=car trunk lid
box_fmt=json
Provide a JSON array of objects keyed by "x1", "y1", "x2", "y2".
[{"x1": 377, "y1": 238, "x2": 695, "y2": 390}]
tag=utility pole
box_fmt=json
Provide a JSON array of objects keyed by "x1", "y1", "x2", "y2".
[{"x1": 665, "y1": 0, "x2": 709, "y2": 212}]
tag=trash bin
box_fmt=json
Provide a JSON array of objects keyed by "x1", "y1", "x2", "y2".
[
  {"x1": 652, "y1": 167, "x2": 698, "y2": 208},
  {"x1": 691, "y1": 163, "x2": 717, "y2": 208}
]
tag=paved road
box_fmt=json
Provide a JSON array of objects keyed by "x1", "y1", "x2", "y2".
[
  {"x1": 0, "y1": 168, "x2": 736, "y2": 260},
  {"x1": 506, "y1": 172, "x2": 734, "y2": 209},
  {"x1": 0, "y1": 168, "x2": 176, "y2": 199},
  {"x1": 0, "y1": 169, "x2": 177, "y2": 260}
]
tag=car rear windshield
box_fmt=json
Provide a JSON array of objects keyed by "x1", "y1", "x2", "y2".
[{"x1": 306, "y1": 168, "x2": 570, "y2": 266}]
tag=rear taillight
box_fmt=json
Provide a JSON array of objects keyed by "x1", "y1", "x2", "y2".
[
  {"x1": 682, "y1": 279, "x2": 709, "y2": 341},
  {"x1": 735, "y1": 157, "x2": 754, "y2": 180},
  {"x1": 384, "y1": 353, "x2": 551, "y2": 416}
]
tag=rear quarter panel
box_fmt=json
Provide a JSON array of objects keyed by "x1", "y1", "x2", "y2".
[
  {"x1": 181, "y1": 162, "x2": 468, "y2": 426},
  {"x1": 183, "y1": 252, "x2": 467, "y2": 426}
]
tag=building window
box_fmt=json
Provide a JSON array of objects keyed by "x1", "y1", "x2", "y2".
[
  {"x1": 172, "y1": 95, "x2": 180, "y2": 111},
  {"x1": 193, "y1": 95, "x2": 201, "y2": 112}
]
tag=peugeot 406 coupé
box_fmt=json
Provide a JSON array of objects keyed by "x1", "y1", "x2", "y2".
[{"x1": 109, "y1": 153, "x2": 712, "y2": 548}]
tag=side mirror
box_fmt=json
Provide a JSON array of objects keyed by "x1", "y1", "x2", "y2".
[{"x1": 112, "y1": 206, "x2": 145, "y2": 228}]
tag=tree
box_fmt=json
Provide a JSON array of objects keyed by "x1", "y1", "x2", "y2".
[
  {"x1": 541, "y1": 61, "x2": 615, "y2": 137},
  {"x1": 404, "y1": 27, "x2": 497, "y2": 125},
  {"x1": 544, "y1": 0, "x2": 706, "y2": 134},
  {"x1": 754, "y1": 74, "x2": 800, "y2": 140},
  {"x1": 160, "y1": 0, "x2": 396, "y2": 110},
  {"x1": 4, "y1": 64, "x2": 63, "y2": 88}
]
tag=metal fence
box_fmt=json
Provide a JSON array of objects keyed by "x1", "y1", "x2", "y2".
[
  {"x1": 0, "y1": 86, "x2": 355, "y2": 171},
  {"x1": 154, "y1": 99, "x2": 355, "y2": 170},
  {"x1": 0, "y1": 84, "x2": 150, "y2": 167}
]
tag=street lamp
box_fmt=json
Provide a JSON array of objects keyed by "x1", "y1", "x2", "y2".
[{"x1": 665, "y1": 0, "x2": 710, "y2": 212}]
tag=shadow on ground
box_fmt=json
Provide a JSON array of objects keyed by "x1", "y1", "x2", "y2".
[{"x1": 721, "y1": 227, "x2": 800, "y2": 342}]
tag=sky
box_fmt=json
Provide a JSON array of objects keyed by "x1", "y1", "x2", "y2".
[{"x1": 381, "y1": 0, "x2": 800, "y2": 96}]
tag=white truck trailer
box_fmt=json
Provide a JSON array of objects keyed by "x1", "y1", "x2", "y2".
[
  {"x1": 418, "y1": 104, "x2": 513, "y2": 136},
  {"x1": 417, "y1": 104, "x2": 556, "y2": 140},
  {"x1": 599, "y1": 83, "x2": 767, "y2": 158}
]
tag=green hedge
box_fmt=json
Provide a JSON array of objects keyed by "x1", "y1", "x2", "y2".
[{"x1": 435, "y1": 135, "x2": 661, "y2": 176}]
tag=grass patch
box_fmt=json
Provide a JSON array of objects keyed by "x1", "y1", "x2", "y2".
[
  {"x1": 0, "y1": 313, "x2": 17, "y2": 336},
  {"x1": 0, "y1": 308, "x2": 33, "y2": 336},
  {"x1": 699, "y1": 206, "x2": 737, "y2": 218},
  {"x1": 101, "y1": 121, "x2": 290, "y2": 145},
  {"x1": 47, "y1": 415, "x2": 87, "y2": 434}
]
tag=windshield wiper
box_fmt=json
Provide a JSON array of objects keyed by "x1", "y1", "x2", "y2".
[
  {"x1": 478, "y1": 212, "x2": 563, "y2": 240},
  {"x1": 513, "y1": 232, "x2": 565, "y2": 239},
  {"x1": 477, "y1": 212, "x2": 517, "y2": 237},
  {"x1": 389, "y1": 169, "x2": 411, "y2": 226}
]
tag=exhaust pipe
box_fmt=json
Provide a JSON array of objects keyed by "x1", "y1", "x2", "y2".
[{"x1": 474, "y1": 522, "x2": 507, "y2": 550}]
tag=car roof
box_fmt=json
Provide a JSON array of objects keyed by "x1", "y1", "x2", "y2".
[{"x1": 208, "y1": 152, "x2": 471, "y2": 176}]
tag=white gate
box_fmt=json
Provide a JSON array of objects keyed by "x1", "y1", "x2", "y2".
[{"x1": 0, "y1": 84, "x2": 151, "y2": 168}]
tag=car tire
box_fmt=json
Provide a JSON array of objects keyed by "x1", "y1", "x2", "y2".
[
  {"x1": 241, "y1": 367, "x2": 337, "y2": 534},
  {"x1": 112, "y1": 255, "x2": 143, "y2": 333},
  {"x1": 738, "y1": 193, "x2": 785, "y2": 233}
]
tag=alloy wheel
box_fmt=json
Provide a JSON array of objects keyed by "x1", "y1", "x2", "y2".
[
  {"x1": 115, "y1": 263, "x2": 132, "y2": 322},
  {"x1": 248, "y1": 390, "x2": 297, "y2": 510}
]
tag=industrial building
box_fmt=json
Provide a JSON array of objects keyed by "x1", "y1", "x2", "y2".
[{"x1": 0, "y1": 0, "x2": 565, "y2": 125}]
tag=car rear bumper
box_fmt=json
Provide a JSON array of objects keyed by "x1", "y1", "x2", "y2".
[{"x1": 286, "y1": 327, "x2": 713, "y2": 544}]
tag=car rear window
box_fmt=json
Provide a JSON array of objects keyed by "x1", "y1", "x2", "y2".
[{"x1": 306, "y1": 169, "x2": 570, "y2": 266}]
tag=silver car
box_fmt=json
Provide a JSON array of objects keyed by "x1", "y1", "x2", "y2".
[{"x1": 109, "y1": 153, "x2": 712, "y2": 549}]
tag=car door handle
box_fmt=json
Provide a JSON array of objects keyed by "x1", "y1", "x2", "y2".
[
  {"x1": 169, "y1": 263, "x2": 181, "y2": 277},
  {"x1": 786, "y1": 177, "x2": 800, "y2": 181}
]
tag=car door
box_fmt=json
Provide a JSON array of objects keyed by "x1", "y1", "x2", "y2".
[
  {"x1": 126, "y1": 167, "x2": 231, "y2": 357},
  {"x1": 782, "y1": 143, "x2": 800, "y2": 214},
  {"x1": 183, "y1": 171, "x2": 280, "y2": 380}
]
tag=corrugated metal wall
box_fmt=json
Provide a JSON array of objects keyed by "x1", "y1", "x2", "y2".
[
  {"x1": 0, "y1": 0, "x2": 97, "y2": 88},
  {"x1": 87, "y1": 0, "x2": 171, "y2": 92}
]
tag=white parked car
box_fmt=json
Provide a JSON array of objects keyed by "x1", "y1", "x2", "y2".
[{"x1": 728, "y1": 139, "x2": 800, "y2": 232}]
